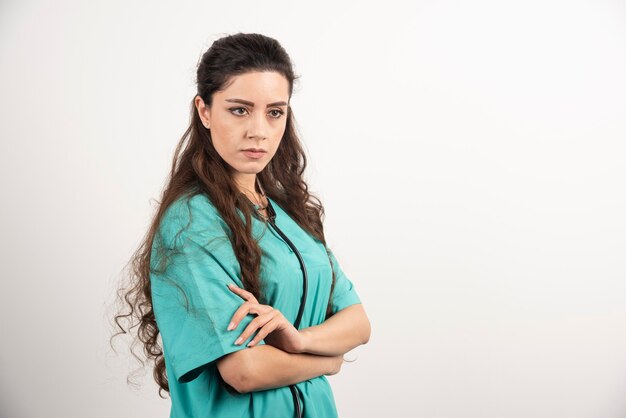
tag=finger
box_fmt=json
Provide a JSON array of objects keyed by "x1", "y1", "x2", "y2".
[
  {"x1": 227, "y1": 283, "x2": 259, "y2": 303},
  {"x1": 245, "y1": 308, "x2": 285, "y2": 347},
  {"x1": 235, "y1": 309, "x2": 280, "y2": 346},
  {"x1": 227, "y1": 302, "x2": 273, "y2": 331},
  {"x1": 246, "y1": 314, "x2": 283, "y2": 347},
  {"x1": 247, "y1": 312, "x2": 284, "y2": 347}
]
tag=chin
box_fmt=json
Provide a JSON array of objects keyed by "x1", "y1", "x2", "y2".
[{"x1": 236, "y1": 165, "x2": 267, "y2": 174}]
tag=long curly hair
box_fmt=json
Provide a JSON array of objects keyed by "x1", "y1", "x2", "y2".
[{"x1": 109, "y1": 32, "x2": 339, "y2": 398}]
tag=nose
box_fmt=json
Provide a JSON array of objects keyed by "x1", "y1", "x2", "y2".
[{"x1": 247, "y1": 110, "x2": 269, "y2": 140}]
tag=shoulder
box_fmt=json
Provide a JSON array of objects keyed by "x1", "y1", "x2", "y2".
[{"x1": 158, "y1": 192, "x2": 228, "y2": 249}]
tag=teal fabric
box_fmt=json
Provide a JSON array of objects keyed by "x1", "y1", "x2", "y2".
[{"x1": 150, "y1": 192, "x2": 361, "y2": 418}]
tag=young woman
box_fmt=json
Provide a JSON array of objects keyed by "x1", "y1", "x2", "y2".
[{"x1": 113, "y1": 32, "x2": 371, "y2": 418}]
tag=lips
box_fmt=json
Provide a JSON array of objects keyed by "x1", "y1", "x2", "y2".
[
  {"x1": 243, "y1": 148, "x2": 266, "y2": 152},
  {"x1": 242, "y1": 149, "x2": 266, "y2": 159}
]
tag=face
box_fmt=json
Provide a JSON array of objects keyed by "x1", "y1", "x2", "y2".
[{"x1": 195, "y1": 71, "x2": 290, "y2": 189}]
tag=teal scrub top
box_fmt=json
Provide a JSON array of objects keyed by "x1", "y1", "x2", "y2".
[{"x1": 149, "y1": 192, "x2": 361, "y2": 418}]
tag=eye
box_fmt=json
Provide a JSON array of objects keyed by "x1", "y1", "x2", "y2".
[
  {"x1": 229, "y1": 107, "x2": 248, "y2": 116},
  {"x1": 269, "y1": 109, "x2": 285, "y2": 118}
]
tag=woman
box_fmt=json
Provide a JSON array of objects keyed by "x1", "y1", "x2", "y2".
[{"x1": 112, "y1": 32, "x2": 371, "y2": 418}]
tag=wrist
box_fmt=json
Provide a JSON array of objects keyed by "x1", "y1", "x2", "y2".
[{"x1": 299, "y1": 327, "x2": 313, "y2": 353}]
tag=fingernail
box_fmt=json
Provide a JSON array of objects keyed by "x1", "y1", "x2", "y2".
[
  {"x1": 227, "y1": 322, "x2": 234, "y2": 331},
  {"x1": 235, "y1": 337, "x2": 243, "y2": 345}
]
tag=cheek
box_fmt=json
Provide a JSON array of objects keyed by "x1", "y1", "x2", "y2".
[
  {"x1": 269, "y1": 125, "x2": 286, "y2": 151},
  {"x1": 266, "y1": 140, "x2": 282, "y2": 160},
  {"x1": 210, "y1": 124, "x2": 239, "y2": 151},
  {"x1": 210, "y1": 136, "x2": 240, "y2": 165}
]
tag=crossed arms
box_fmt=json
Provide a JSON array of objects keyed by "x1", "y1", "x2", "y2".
[{"x1": 217, "y1": 303, "x2": 371, "y2": 393}]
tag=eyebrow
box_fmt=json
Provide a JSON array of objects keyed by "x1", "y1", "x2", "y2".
[{"x1": 225, "y1": 98, "x2": 289, "y2": 107}]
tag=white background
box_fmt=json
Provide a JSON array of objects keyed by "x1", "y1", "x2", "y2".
[{"x1": 1, "y1": 0, "x2": 625, "y2": 417}]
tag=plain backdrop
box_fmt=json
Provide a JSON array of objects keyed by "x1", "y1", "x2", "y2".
[{"x1": 1, "y1": 0, "x2": 625, "y2": 417}]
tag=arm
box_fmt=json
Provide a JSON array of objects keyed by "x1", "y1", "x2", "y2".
[
  {"x1": 300, "y1": 303, "x2": 371, "y2": 356},
  {"x1": 217, "y1": 344, "x2": 340, "y2": 393}
]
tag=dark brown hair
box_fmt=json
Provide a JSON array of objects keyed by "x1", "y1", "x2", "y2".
[{"x1": 110, "y1": 32, "x2": 339, "y2": 398}]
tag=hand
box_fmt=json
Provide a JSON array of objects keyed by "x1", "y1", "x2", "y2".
[{"x1": 227, "y1": 284, "x2": 306, "y2": 353}]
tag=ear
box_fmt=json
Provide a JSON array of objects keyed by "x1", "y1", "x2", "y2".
[{"x1": 194, "y1": 95, "x2": 211, "y2": 129}]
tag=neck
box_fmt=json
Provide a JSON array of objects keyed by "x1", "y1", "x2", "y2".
[{"x1": 233, "y1": 173, "x2": 257, "y2": 194}]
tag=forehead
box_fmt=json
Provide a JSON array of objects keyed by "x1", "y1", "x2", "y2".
[{"x1": 216, "y1": 71, "x2": 290, "y2": 102}]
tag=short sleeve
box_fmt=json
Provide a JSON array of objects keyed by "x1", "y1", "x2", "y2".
[
  {"x1": 328, "y1": 250, "x2": 361, "y2": 314},
  {"x1": 150, "y1": 195, "x2": 266, "y2": 384}
]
